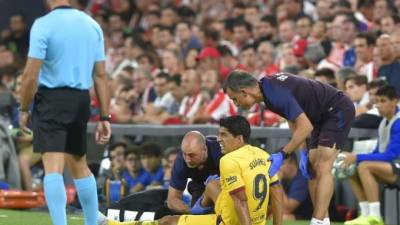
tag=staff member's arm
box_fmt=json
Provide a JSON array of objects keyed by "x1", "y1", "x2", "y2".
[
  {"x1": 93, "y1": 61, "x2": 111, "y2": 144},
  {"x1": 19, "y1": 58, "x2": 43, "y2": 130},
  {"x1": 284, "y1": 114, "x2": 313, "y2": 154},
  {"x1": 167, "y1": 186, "x2": 190, "y2": 213}
]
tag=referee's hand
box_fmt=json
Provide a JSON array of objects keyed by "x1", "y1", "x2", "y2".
[
  {"x1": 19, "y1": 111, "x2": 30, "y2": 133},
  {"x1": 95, "y1": 121, "x2": 111, "y2": 145}
]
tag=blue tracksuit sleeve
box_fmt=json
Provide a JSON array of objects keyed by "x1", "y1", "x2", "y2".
[{"x1": 356, "y1": 120, "x2": 400, "y2": 164}]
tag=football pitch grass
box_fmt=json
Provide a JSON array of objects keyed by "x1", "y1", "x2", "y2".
[{"x1": 0, "y1": 209, "x2": 345, "y2": 225}]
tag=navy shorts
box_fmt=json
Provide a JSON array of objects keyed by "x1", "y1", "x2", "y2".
[
  {"x1": 391, "y1": 161, "x2": 400, "y2": 187},
  {"x1": 309, "y1": 96, "x2": 355, "y2": 150},
  {"x1": 32, "y1": 87, "x2": 90, "y2": 156}
]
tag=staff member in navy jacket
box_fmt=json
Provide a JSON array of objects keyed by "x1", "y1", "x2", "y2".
[{"x1": 168, "y1": 131, "x2": 222, "y2": 214}]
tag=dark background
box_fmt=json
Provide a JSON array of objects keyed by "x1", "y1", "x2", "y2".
[{"x1": 0, "y1": 0, "x2": 46, "y2": 30}]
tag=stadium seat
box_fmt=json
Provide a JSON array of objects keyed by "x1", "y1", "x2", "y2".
[{"x1": 384, "y1": 185, "x2": 400, "y2": 225}]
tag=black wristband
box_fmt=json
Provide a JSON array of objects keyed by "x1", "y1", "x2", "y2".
[
  {"x1": 100, "y1": 115, "x2": 111, "y2": 121},
  {"x1": 279, "y1": 149, "x2": 290, "y2": 159}
]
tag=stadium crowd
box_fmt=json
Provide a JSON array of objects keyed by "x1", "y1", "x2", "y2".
[{"x1": 1, "y1": 0, "x2": 400, "y2": 224}]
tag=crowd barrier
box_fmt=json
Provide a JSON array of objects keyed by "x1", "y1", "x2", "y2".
[{"x1": 87, "y1": 123, "x2": 378, "y2": 139}]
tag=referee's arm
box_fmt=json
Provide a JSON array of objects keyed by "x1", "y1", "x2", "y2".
[
  {"x1": 19, "y1": 58, "x2": 42, "y2": 112},
  {"x1": 93, "y1": 61, "x2": 110, "y2": 118}
]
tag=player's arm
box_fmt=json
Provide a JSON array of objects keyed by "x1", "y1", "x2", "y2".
[
  {"x1": 283, "y1": 113, "x2": 313, "y2": 154},
  {"x1": 167, "y1": 186, "x2": 190, "y2": 213},
  {"x1": 230, "y1": 188, "x2": 251, "y2": 225},
  {"x1": 19, "y1": 58, "x2": 42, "y2": 111},
  {"x1": 270, "y1": 178, "x2": 283, "y2": 225}
]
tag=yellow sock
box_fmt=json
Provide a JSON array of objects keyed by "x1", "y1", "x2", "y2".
[{"x1": 108, "y1": 220, "x2": 159, "y2": 225}]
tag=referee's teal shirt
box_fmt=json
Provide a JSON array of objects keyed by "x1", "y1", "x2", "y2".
[{"x1": 28, "y1": 6, "x2": 105, "y2": 90}]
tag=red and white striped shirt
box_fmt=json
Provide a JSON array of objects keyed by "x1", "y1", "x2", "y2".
[{"x1": 205, "y1": 90, "x2": 237, "y2": 120}]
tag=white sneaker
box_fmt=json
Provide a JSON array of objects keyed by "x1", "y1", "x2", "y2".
[{"x1": 98, "y1": 211, "x2": 108, "y2": 225}]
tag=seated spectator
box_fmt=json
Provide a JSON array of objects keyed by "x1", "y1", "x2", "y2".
[
  {"x1": 354, "y1": 33, "x2": 376, "y2": 82},
  {"x1": 162, "y1": 147, "x2": 179, "y2": 188},
  {"x1": 314, "y1": 68, "x2": 337, "y2": 88},
  {"x1": 140, "y1": 143, "x2": 164, "y2": 188},
  {"x1": 343, "y1": 85, "x2": 400, "y2": 225},
  {"x1": 191, "y1": 69, "x2": 237, "y2": 124},
  {"x1": 131, "y1": 68, "x2": 156, "y2": 123},
  {"x1": 352, "y1": 79, "x2": 387, "y2": 129},
  {"x1": 123, "y1": 146, "x2": 150, "y2": 194},
  {"x1": 376, "y1": 35, "x2": 400, "y2": 93},
  {"x1": 97, "y1": 142, "x2": 127, "y2": 194},
  {"x1": 178, "y1": 69, "x2": 206, "y2": 123},
  {"x1": 142, "y1": 72, "x2": 176, "y2": 124},
  {"x1": 278, "y1": 154, "x2": 313, "y2": 220},
  {"x1": 344, "y1": 75, "x2": 369, "y2": 116}
]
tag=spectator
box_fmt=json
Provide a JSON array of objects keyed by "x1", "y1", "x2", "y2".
[
  {"x1": 239, "y1": 44, "x2": 258, "y2": 74},
  {"x1": 161, "y1": 49, "x2": 184, "y2": 76},
  {"x1": 380, "y1": 15, "x2": 400, "y2": 35},
  {"x1": 140, "y1": 143, "x2": 164, "y2": 188},
  {"x1": 191, "y1": 69, "x2": 237, "y2": 124},
  {"x1": 354, "y1": 33, "x2": 376, "y2": 81},
  {"x1": 257, "y1": 41, "x2": 279, "y2": 76},
  {"x1": 253, "y1": 15, "x2": 278, "y2": 42},
  {"x1": 278, "y1": 20, "x2": 296, "y2": 44},
  {"x1": 175, "y1": 21, "x2": 202, "y2": 58},
  {"x1": 4, "y1": 14, "x2": 29, "y2": 58},
  {"x1": 296, "y1": 15, "x2": 313, "y2": 40},
  {"x1": 376, "y1": 35, "x2": 400, "y2": 93},
  {"x1": 344, "y1": 85, "x2": 400, "y2": 225},
  {"x1": 314, "y1": 68, "x2": 337, "y2": 87},
  {"x1": 278, "y1": 154, "x2": 313, "y2": 220},
  {"x1": 131, "y1": 68, "x2": 156, "y2": 122},
  {"x1": 232, "y1": 20, "x2": 253, "y2": 50},
  {"x1": 123, "y1": 146, "x2": 150, "y2": 194},
  {"x1": 178, "y1": 69, "x2": 205, "y2": 123},
  {"x1": 344, "y1": 75, "x2": 370, "y2": 116},
  {"x1": 97, "y1": 142, "x2": 127, "y2": 194},
  {"x1": 162, "y1": 147, "x2": 179, "y2": 188}
]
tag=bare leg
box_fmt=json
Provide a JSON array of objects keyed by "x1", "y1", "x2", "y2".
[
  {"x1": 18, "y1": 154, "x2": 33, "y2": 190},
  {"x1": 348, "y1": 173, "x2": 367, "y2": 202},
  {"x1": 65, "y1": 154, "x2": 92, "y2": 179},
  {"x1": 358, "y1": 162, "x2": 397, "y2": 202},
  {"x1": 42, "y1": 152, "x2": 65, "y2": 174},
  {"x1": 309, "y1": 147, "x2": 337, "y2": 220},
  {"x1": 159, "y1": 215, "x2": 180, "y2": 225}
]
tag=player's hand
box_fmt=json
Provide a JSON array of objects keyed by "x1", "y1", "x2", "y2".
[
  {"x1": 268, "y1": 151, "x2": 284, "y2": 177},
  {"x1": 95, "y1": 121, "x2": 111, "y2": 145},
  {"x1": 299, "y1": 150, "x2": 313, "y2": 180},
  {"x1": 204, "y1": 174, "x2": 220, "y2": 186},
  {"x1": 190, "y1": 196, "x2": 213, "y2": 215},
  {"x1": 343, "y1": 153, "x2": 356, "y2": 167}
]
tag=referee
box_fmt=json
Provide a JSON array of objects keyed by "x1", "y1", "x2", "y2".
[{"x1": 18, "y1": 1, "x2": 111, "y2": 225}]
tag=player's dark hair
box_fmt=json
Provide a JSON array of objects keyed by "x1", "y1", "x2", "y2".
[
  {"x1": 219, "y1": 115, "x2": 251, "y2": 143},
  {"x1": 223, "y1": 70, "x2": 258, "y2": 92},
  {"x1": 376, "y1": 85, "x2": 398, "y2": 100},
  {"x1": 109, "y1": 142, "x2": 127, "y2": 153}
]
